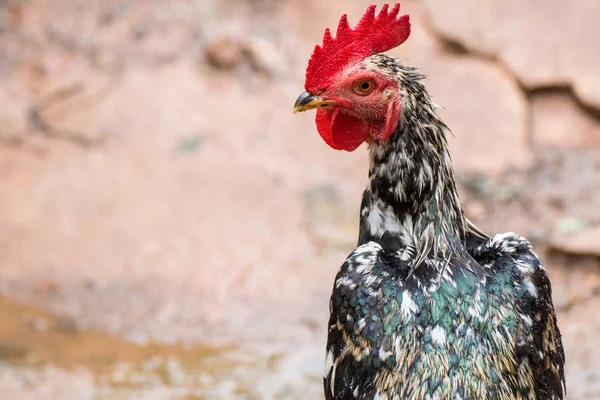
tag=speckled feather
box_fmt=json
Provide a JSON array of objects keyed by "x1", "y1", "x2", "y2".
[{"x1": 323, "y1": 55, "x2": 565, "y2": 399}]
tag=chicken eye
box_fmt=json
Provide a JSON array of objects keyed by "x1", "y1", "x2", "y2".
[{"x1": 352, "y1": 79, "x2": 375, "y2": 95}]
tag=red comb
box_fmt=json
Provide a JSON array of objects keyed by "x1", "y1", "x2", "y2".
[{"x1": 305, "y1": 3, "x2": 410, "y2": 93}]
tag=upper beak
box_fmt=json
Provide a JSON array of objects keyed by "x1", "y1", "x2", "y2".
[{"x1": 293, "y1": 91, "x2": 339, "y2": 113}]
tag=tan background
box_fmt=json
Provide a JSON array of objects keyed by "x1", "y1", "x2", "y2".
[{"x1": 1, "y1": 0, "x2": 599, "y2": 398}]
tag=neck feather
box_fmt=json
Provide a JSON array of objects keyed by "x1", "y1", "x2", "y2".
[{"x1": 358, "y1": 64, "x2": 466, "y2": 267}]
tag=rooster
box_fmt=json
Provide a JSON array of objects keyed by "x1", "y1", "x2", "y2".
[{"x1": 293, "y1": 4, "x2": 565, "y2": 399}]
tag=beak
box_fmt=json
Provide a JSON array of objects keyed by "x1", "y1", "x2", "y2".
[{"x1": 293, "y1": 91, "x2": 339, "y2": 113}]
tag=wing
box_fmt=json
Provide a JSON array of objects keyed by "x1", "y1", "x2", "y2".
[
  {"x1": 471, "y1": 232, "x2": 566, "y2": 399},
  {"x1": 323, "y1": 241, "x2": 404, "y2": 400}
]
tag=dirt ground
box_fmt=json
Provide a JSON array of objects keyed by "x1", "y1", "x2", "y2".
[{"x1": 1, "y1": 0, "x2": 600, "y2": 399}]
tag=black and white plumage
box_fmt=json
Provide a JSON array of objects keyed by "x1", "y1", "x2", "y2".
[
  {"x1": 321, "y1": 58, "x2": 565, "y2": 399},
  {"x1": 293, "y1": 4, "x2": 565, "y2": 398}
]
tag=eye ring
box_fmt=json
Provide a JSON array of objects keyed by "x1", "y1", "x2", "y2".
[{"x1": 352, "y1": 79, "x2": 375, "y2": 95}]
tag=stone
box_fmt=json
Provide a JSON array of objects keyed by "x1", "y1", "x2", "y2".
[
  {"x1": 554, "y1": 217, "x2": 590, "y2": 236},
  {"x1": 422, "y1": 0, "x2": 600, "y2": 110},
  {"x1": 532, "y1": 92, "x2": 600, "y2": 148},
  {"x1": 0, "y1": 77, "x2": 29, "y2": 135},
  {"x1": 203, "y1": 35, "x2": 283, "y2": 75},
  {"x1": 245, "y1": 37, "x2": 284, "y2": 75},
  {"x1": 304, "y1": 184, "x2": 358, "y2": 254},
  {"x1": 463, "y1": 199, "x2": 487, "y2": 223},
  {"x1": 203, "y1": 36, "x2": 245, "y2": 70},
  {"x1": 557, "y1": 297, "x2": 600, "y2": 399},
  {"x1": 550, "y1": 226, "x2": 600, "y2": 256}
]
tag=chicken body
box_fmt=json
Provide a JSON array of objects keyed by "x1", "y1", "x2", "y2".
[{"x1": 320, "y1": 56, "x2": 565, "y2": 400}]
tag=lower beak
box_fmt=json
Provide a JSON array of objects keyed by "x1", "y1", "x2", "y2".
[{"x1": 293, "y1": 91, "x2": 339, "y2": 113}]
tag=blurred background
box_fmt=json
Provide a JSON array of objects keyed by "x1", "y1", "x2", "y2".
[{"x1": 0, "y1": 0, "x2": 599, "y2": 398}]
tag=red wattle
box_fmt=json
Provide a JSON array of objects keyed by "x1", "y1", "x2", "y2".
[
  {"x1": 315, "y1": 109, "x2": 369, "y2": 152},
  {"x1": 375, "y1": 97, "x2": 402, "y2": 141}
]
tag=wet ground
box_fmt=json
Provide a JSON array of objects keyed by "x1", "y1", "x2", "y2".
[
  {"x1": 1, "y1": 0, "x2": 600, "y2": 399},
  {"x1": 0, "y1": 295, "x2": 325, "y2": 399}
]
